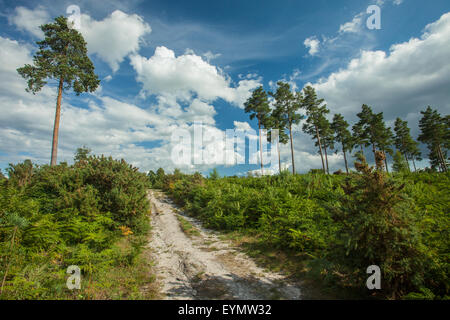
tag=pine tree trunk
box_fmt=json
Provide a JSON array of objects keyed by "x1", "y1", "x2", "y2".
[
  {"x1": 384, "y1": 151, "x2": 389, "y2": 173},
  {"x1": 412, "y1": 158, "x2": 417, "y2": 172},
  {"x1": 277, "y1": 136, "x2": 281, "y2": 174},
  {"x1": 315, "y1": 125, "x2": 326, "y2": 173},
  {"x1": 437, "y1": 145, "x2": 447, "y2": 172},
  {"x1": 372, "y1": 143, "x2": 377, "y2": 161},
  {"x1": 404, "y1": 153, "x2": 411, "y2": 172},
  {"x1": 289, "y1": 124, "x2": 295, "y2": 174},
  {"x1": 343, "y1": 145, "x2": 349, "y2": 174},
  {"x1": 258, "y1": 119, "x2": 264, "y2": 176},
  {"x1": 51, "y1": 77, "x2": 64, "y2": 166},
  {"x1": 324, "y1": 146, "x2": 329, "y2": 174}
]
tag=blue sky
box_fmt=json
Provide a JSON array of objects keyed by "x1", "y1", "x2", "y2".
[{"x1": 0, "y1": 0, "x2": 449, "y2": 176}]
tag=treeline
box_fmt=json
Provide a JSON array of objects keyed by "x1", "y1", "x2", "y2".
[
  {"x1": 244, "y1": 82, "x2": 449, "y2": 174},
  {"x1": 0, "y1": 149, "x2": 155, "y2": 299},
  {"x1": 152, "y1": 157, "x2": 449, "y2": 300}
]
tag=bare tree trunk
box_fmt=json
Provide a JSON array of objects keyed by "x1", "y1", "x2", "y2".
[
  {"x1": 412, "y1": 158, "x2": 417, "y2": 172},
  {"x1": 315, "y1": 126, "x2": 325, "y2": 173},
  {"x1": 51, "y1": 77, "x2": 64, "y2": 166},
  {"x1": 324, "y1": 146, "x2": 329, "y2": 174},
  {"x1": 437, "y1": 145, "x2": 447, "y2": 172},
  {"x1": 404, "y1": 153, "x2": 411, "y2": 172},
  {"x1": 289, "y1": 124, "x2": 295, "y2": 174},
  {"x1": 258, "y1": 119, "x2": 264, "y2": 176},
  {"x1": 343, "y1": 145, "x2": 349, "y2": 174},
  {"x1": 384, "y1": 151, "x2": 389, "y2": 173},
  {"x1": 277, "y1": 136, "x2": 281, "y2": 174}
]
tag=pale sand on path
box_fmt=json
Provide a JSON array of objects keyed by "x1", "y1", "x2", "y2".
[{"x1": 147, "y1": 189, "x2": 303, "y2": 300}]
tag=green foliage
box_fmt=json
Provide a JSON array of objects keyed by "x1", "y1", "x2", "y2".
[
  {"x1": 331, "y1": 113, "x2": 353, "y2": 173},
  {"x1": 16, "y1": 16, "x2": 99, "y2": 95},
  {"x1": 163, "y1": 166, "x2": 449, "y2": 300},
  {"x1": 148, "y1": 167, "x2": 166, "y2": 189},
  {"x1": 74, "y1": 146, "x2": 92, "y2": 162},
  {"x1": 302, "y1": 85, "x2": 329, "y2": 173},
  {"x1": 393, "y1": 151, "x2": 410, "y2": 173},
  {"x1": 209, "y1": 168, "x2": 220, "y2": 180},
  {"x1": 6, "y1": 160, "x2": 35, "y2": 188},
  {"x1": 0, "y1": 154, "x2": 151, "y2": 299},
  {"x1": 332, "y1": 153, "x2": 426, "y2": 298},
  {"x1": 419, "y1": 106, "x2": 448, "y2": 172},
  {"x1": 244, "y1": 86, "x2": 271, "y2": 125},
  {"x1": 394, "y1": 118, "x2": 420, "y2": 171}
]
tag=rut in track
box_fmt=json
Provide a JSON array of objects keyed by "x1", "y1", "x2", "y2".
[{"x1": 147, "y1": 190, "x2": 302, "y2": 300}]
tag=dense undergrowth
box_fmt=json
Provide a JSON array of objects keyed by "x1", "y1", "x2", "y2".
[
  {"x1": 157, "y1": 158, "x2": 449, "y2": 300},
  {"x1": 0, "y1": 152, "x2": 156, "y2": 299}
]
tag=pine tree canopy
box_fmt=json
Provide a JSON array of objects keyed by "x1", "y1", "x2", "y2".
[{"x1": 17, "y1": 16, "x2": 100, "y2": 95}]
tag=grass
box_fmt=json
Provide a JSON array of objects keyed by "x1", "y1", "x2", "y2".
[
  {"x1": 216, "y1": 230, "x2": 362, "y2": 300},
  {"x1": 66, "y1": 236, "x2": 159, "y2": 300},
  {"x1": 176, "y1": 215, "x2": 201, "y2": 238}
]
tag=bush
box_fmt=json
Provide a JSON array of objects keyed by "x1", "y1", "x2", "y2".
[
  {"x1": 163, "y1": 160, "x2": 449, "y2": 299},
  {"x1": 0, "y1": 154, "x2": 151, "y2": 299},
  {"x1": 331, "y1": 153, "x2": 427, "y2": 298}
]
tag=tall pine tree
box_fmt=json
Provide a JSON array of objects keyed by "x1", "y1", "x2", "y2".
[
  {"x1": 269, "y1": 81, "x2": 302, "y2": 174},
  {"x1": 17, "y1": 16, "x2": 100, "y2": 165},
  {"x1": 244, "y1": 86, "x2": 271, "y2": 175},
  {"x1": 317, "y1": 116, "x2": 334, "y2": 174},
  {"x1": 331, "y1": 113, "x2": 353, "y2": 174},
  {"x1": 418, "y1": 106, "x2": 448, "y2": 172},
  {"x1": 265, "y1": 107, "x2": 289, "y2": 174},
  {"x1": 302, "y1": 86, "x2": 329, "y2": 173},
  {"x1": 393, "y1": 118, "x2": 421, "y2": 172}
]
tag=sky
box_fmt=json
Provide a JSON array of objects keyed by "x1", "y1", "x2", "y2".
[{"x1": 0, "y1": 0, "x2": 449, "y2": 176}]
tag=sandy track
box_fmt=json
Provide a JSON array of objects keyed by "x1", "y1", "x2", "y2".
[{"x1": 147, "y1": 190, "x2": 302, "y2": 300}]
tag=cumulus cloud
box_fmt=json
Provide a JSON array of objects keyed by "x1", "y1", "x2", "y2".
[
  {"x1": 203, "y1": 51, "x2": 221, "y2": 62},
  {"x1": 339, "y1": 13, "x2": 364, "y2": 34},
  {"x1": 281, "y1": 12, "x2": 450, "y2": 172},
  {"x1": 233, "y1": 121, "x2": 252, "y2": 131},
  {"x1": 80, "y1": 10, "x2": 151, "y2": 72},
  {"x1": 0, "y1": 36, "x2": 252, "y2": 173},
  {"x1": 311, "y1": 12, "x2": 450, "y2": 126},
  {"x1": 9, "y1": 7, "x2": 151, "y2": 73},
  {"x1": 130, "y1": 46, "x2": 261, "y2": 107},
  {"x1": 8, "y1": 6, "x2": 50, "y2": 38},
  {"x1": 304, "y1": 37, "x2": 320, "y2": 56}
]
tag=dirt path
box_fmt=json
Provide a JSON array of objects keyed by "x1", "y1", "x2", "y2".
[{"x1": 147, "y1": 190, "x2": 302, "y2": 300}]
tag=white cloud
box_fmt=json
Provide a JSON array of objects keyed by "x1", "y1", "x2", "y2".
[
  {"x1": 203, "y1": 51, "x2": 221, "y2": 62},
  {"x1": 182, "y1": 99, "x2": 217, "y2": 125},
  {"x1": 80, "y1": 10, "x2": 151, "y2": 72},
  {"x1": 304, "y1": 37, "x2": 320, "y2": 56},
  {"x1": 129, "y1": 46, "x2": 261, "y2": 107},
  {"x1": 311, "y1": 12, "x2": 450, "y2": 132},
  {"x1": 8, "y1": 6, "x2": 50, "y2": 38},
  {"x1": 0, "y1": 36, "x2": 250, "y2": 174},
  {"x1": 233, "y1": 121, "x2": 252, "y2": 131},
  {"x1": 339, "y1": 13, "x2": 364, "y2": 34}
]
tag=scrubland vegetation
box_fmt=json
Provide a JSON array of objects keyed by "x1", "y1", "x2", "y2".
[
  {"x1": 153, "y1": 156, "x2": 449, "y2": 300},
  {"x1": 0, "y1": 150, "x2": 156, "y2": 299},
  {"x1": 2, "y1": 14, "x2": 448, "y2": 301}
]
